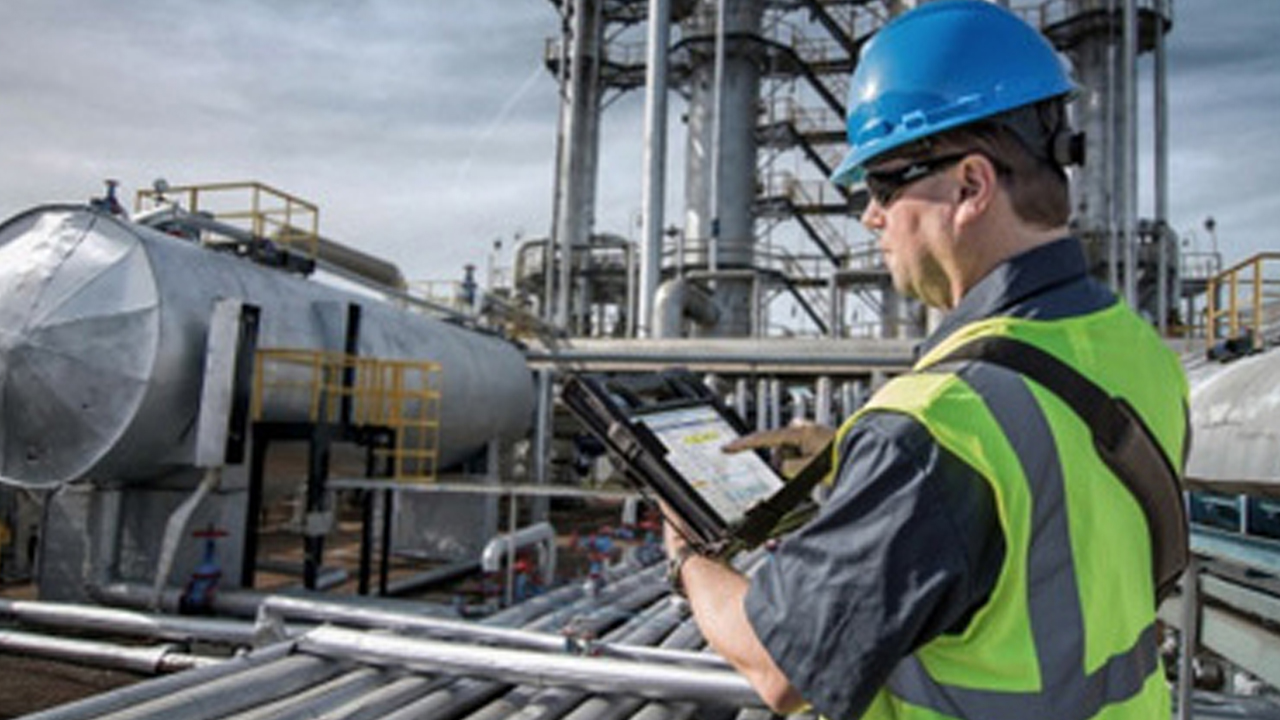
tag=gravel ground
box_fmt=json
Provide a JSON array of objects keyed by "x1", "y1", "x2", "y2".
[{"x1": 0, "y1": 654, "x2": 142, "y2": 719}]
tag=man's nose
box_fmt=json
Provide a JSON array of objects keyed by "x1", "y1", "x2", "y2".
[{"x1": 859, "y1": 196, "x2": 886, "y2": 232}]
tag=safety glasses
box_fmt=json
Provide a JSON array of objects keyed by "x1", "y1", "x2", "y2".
[{"x1": 850, "y1": 152, "x2": 972, "y2": 215}]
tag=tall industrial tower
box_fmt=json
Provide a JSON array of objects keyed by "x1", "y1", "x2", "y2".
[{"x1": 533, "y1": 0, "x2": 1175, "y2": 340}]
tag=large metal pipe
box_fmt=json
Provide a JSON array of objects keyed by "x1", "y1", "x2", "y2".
[
  {"x1": 1154, "y1": 0, "x2": 1170, "y2": 334},
  {"x1": 0, "y1": 206, "x2": 534, "y2": 486},
  {"x1": 652, "y1": 278, "x2": 721, "y2": 338},
  {"x1": 460, "y1": 598, "x2": 685, "y2": 720},
  {"x1": 1122, "y1": 0, "x2": 1139, "y2": 307},
  {"x1": 0, "y1": 629, "x2": 218, "y2": 675},
  {"x1": 87, "y1": 654, "x2": 343, "y2": 720},
  {"x1": 480, "y1": 521, "x2": 557, "y2": 588},
  {"x1": 257, "y1": 593, "x2": 730, "y2": 671},
  {"x1": 230, "y1": 667, "x2": 389, "y2": 720},
  {"x1": 297, "y1": 625, "x2": 764, "y2": 708},
  {"x1": 0, "y1": 598, "x2": 261, "y2": 646},
  {"x1": 525, "y1": 336, "x2": 915, "y2": 373},
  {"x1": 317, "y1": 675, "x2": 448, "y2": 720},
  {"x1": 19, "y1": 643, "x2": 295, "y2": 720},
  {"x1": 638, "y1": 0, "x2": 672, "y2": 338},
  {"x1": 344, "y1": 565, "x2": 682, "y2": 720},
  {"x1": 558, "y1": 617, "x2": 708, "y2": 720}
]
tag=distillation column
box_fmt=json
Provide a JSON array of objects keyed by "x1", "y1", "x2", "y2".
[
  {"x1": 1067, "y1": 11, "x2": 1124, "y2": 283},
  {"x1": 1051, "y1": 0, "x2": 1174, "y2": 322},
  {"x1": 553, "y1": 0, "x2": 604, "y2": 332},
  {"x1": 679, "y1": 0, "x2": 764, "y2": 337}
]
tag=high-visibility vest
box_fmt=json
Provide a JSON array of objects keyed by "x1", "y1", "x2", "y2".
[{"x1": 835, "y1": 302, "x2": 1188, "y2": 720}]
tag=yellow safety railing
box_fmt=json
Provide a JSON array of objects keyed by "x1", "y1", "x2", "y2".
[
  {"x1": 1205, "y1": 253, "x2": 1280, "y2": 350},
  {"x1": 135, "y1": 181, "x2": 320, "y2": 259},
  {"x1": 251, "y1": 349, "x2": 442, "y2": 481}
]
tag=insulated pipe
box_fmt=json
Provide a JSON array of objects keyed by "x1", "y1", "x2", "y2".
[
  {"x1": 373, "y1": 565, "x2": 689, "y2": 720},
  {"x1": 523, "y1": 566, "x2": 671, "y2": 637},
  {"x1": 256, "y1": 590, "x2": 728, "y2": 669},
  {"x1": 525, "y1": 336, "x2": 915, "y2": 372},
  {"x1": 93, "y1": 579, "x2": 455, "y2": 625},
  {"x1": 1121, "y1": 0, "x2": 1139, "y2": 308},
  {"x1": 652, "y1": 278, "x2": 721, "y2": 338},
  {"x1": 231, "y1": 667, "x2": 388, "y2": 720},
  {"x1": 815, "y1": 376, "x2": 833, "y2": 427},
  {"x1": 257, "y1": 595, "x2": 582, "y2": 655},
  {"x1": 0, "y1": 629, "x2": 219, "y2": 675},
  {"x1": 88, "y1": 654, "x2": 344, "y2": 720},
  {"x1": 1175, "y1": 556, "x2": 1200, "y2": 720},
  {"x1": 317, "y1": 675, "x2": 450, "y2": 720},
  {"x1": 378, "y1": 678, "x2": 510, "y2": 720},
  {"x1": 638, "y1": 0, "x2": 672, "y2": 338},
  {"x1": 480, "y1": 521, "x2": 557, "y2": 588},
  {"x1": 483, "y1": 561, "x2": 657, "y2": 630},
  {"x1": 1154, "y1": 1, "x2": 1170, "y2": 334},
  {"x1": 0, "y1": 598, "x2": 261, "y2": 646},
  {"x1": 150, "y1": 467, "x2": 219, "y2": 609},
  {"x1": 311, "y1": 234, "x2": 407, "y2": 291},
  {"x1": 19, "y1": 643, "x2": 294, "y2": 720},
  {"x1": 558, "y1": 616, "x2": 708, "y2": 720},
  {"x1": 296, "y1": 625, "x2": 765, "y2": 708},
  {"x1": 460, "y1": 593, "x2": 685, "y2": 720},
  {"x1": 137, "y1": 205, "x2": 408, "y2": 297}
]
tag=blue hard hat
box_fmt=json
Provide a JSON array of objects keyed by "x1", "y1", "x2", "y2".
[{"x1": 831, "y1": 0, "x2": 1076, "y2": 187}]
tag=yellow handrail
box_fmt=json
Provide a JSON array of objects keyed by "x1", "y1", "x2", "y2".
[
  {"x1": 135, "y1": 181, "x2": 320, "y2": 260},
  {"x1": 1205, "y1": 252, "x2": 1280, "y2": 350},
  {"x1": 251, "y1": 349, "x2": 442, "y2": 481}
]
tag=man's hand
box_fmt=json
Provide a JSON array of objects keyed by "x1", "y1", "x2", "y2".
[{"x1": 724, "y1": 422, "x2": 835, "y2": 478}]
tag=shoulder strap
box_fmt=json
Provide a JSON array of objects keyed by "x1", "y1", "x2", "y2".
[
  {"x1": 730, "y1": 442, "x2": 832, "y2": 554},
  {"x1": 927, "y1": 335, "x2": 1188, "y2": 605}
]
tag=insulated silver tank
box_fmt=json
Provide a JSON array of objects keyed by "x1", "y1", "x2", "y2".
[{"x1": 0, "y1": 205, "x2": 535, "y2": 487}]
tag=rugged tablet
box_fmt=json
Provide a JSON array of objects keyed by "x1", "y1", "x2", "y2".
[{"x1": 561, "y1": 370, "x2": 829, "y2": 557}]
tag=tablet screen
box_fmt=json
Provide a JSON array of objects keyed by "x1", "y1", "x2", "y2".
[{"x1": 638, "y1": 404, "x2": 784, "y2": 524}]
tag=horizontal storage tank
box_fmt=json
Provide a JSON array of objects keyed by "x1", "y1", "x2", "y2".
[{"x1": 0, "y1": 205, "x2": 535, "y2": 487}]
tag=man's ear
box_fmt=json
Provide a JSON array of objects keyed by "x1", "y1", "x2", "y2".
[{"x1": 954, "y1": 154, "x2": 998, "y2": 227}]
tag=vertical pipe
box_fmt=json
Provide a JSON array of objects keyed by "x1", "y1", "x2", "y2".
[
  {"x1": 1105, "y1": 0, "x2": 1118, "y2": 293},
  {"x1": 768, "y1": 379, "x2": 782, "y2": 430},
  {"x1": 1121, "y1": 0, "x2": 1139, "y2": 309},
  {"x1": 755, "y1": 378, "x2": 769, "y2": 433},
  {"x1": 1154, "y1": 2, "x2": 1170, "y2": 334},
  {"x1": 639, "y1": 0, "x2": 672, "y2": 338},
  {"x1": 828, "y1": 275, "x2": 841, "y2": 338},
  {"x1": 532, "y1": 369, "x2": 554, "y2": 522},
  {"x1": 359, "y1": 489, "x2": 373, "y2": 595},
  {"x1": 380, "y1": 489, "x2": 393, "y2": 595},
  {"x1": 547, "y1": 13, "x2": 570, "y2": 325},
  {"x1": 815, "y1": 376, "x2": 832, "y2": 427},
  {"x1": 626, "y1": 241, "x2": 637, "y2": 338},
  {"x1": 709, "y1": 0, "x2": 727, "y2": 276},
  {"x1": 1175, "y1": 556, "x2": 1200, "y2": 720},
  {"x1": 734, "y1": 377, "x2": 749, "y2": 423}
]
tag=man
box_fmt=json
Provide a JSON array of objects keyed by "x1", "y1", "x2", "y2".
[{"x1": 663, "y1": 2, "x2": 1189, "y2": 718}]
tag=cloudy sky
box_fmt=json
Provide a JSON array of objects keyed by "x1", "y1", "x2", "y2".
[{"x1": 1, "y1": 1, "x2": 1276, "y2": 287}]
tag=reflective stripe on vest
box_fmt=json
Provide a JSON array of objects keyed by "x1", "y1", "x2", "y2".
[{"x1": 881, "y1": 361, "x2": 1160, "y2": 719}]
